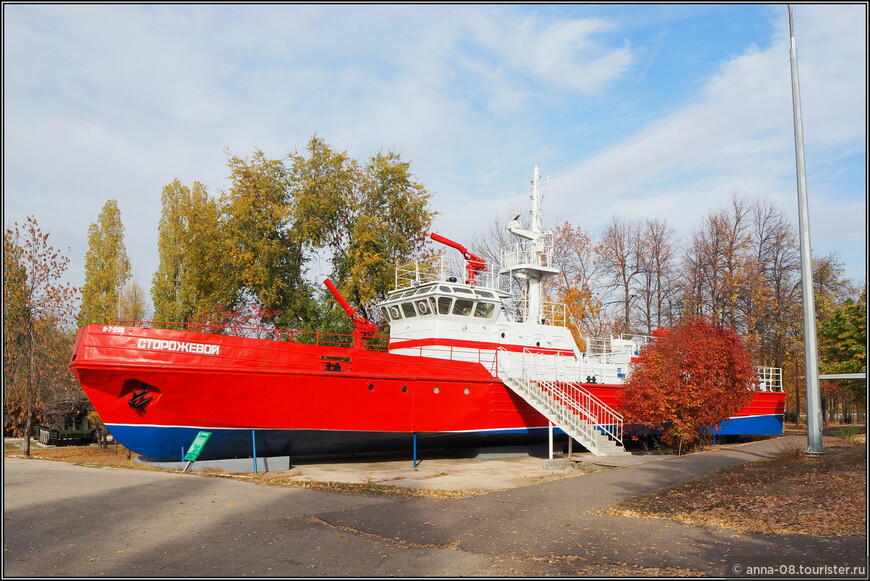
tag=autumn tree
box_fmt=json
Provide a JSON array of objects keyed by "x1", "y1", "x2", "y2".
[
  {"x1": 152, "y1": 179, "x2": 192, "y2": 323},
  {"x1": 345, "y1": 150, "x2": 435, "y2": 311},
  {"x1": 78, "y1": 199, "x2": 131, "y2": 326},
  {"x1": 746, "y1": 198, "x2": 801, "y2": 369},
  {"x1": 120, "y1": 280, "x2": 151, "y2": 321},
  {"x1": 221, "y1": 150, "x2": 314, "y2": 330},
  {"x1": 4, "y1": 217, "x2": 80, "y2": 456},
  {"x1": 151, "y1": 180, "x2": 230, "y2": 325},
  {"x1": 548, "y1": 221, "x2": 604, "y2": 345},
  {"x1": 812, "y1": 252, "x2": 855, "y2": 321},
  {"x1": 597, "y1": 215, "x2": 644, "y2": 334},
  {"x1": 635, "y1": 218, "x2": 678, "y2": 335},
  {"x1": 681, "y1": 196, "x2": 755, "y2": 330},
  {"x1": 818, "y1": 287, "x2": 866, "y2": 422},
  {"x1": 288, "y1": 136, "x2": 435, "y2": 323},
  {"x1": 149, "y1": 138, "x2": 435, "y2": 335},
  {"x1": 621, "y1": 315, "x2": 756, "y2": 453}
]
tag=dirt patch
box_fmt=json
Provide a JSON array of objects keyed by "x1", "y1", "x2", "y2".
[
  {"x1": 608, "y1": 435, "x2": 866, "y2": 536},
  {"x1": 5, "y1": 441, "x2": 142, "y2": 469}
]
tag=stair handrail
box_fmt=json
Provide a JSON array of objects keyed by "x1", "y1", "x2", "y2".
[
  {"x1": 496, "y1": 347, "x2": 625, "y2": 452},
  {"x1": 536, "y1": 379, "x2": 623, "y2": 445}
]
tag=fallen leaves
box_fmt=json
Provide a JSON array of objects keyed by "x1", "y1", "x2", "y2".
[
  {"x1": 608, "y1": 436, "x2": 866, "y2": 536},
  {"x1": 9, "y1": 443, "x2": 141, "y2": 468},
  {"x1": 255, "y1": 475, "x2": 489, "y2": 498}
]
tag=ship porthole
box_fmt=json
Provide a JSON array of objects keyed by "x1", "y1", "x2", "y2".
[
  {"x1": 368, "y1": 383, "x2": 375, "y2": 391},
  {"x1": 536, "y1": 341, "x2": 540, "y2": 347},
  {"x1": 501, "y1": 332, "x2": 505, "y2": 338},
  {"x1": 433, "y1": 387, "x2": 440, "y2": 394},
  {"x1": 463, "y1": 388, "x2": 470, "y2": 395},
  {"x1": 401, "y1": 385, "x2": 408, "y2": 393}
]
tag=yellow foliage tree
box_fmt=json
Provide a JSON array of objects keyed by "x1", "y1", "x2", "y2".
[
  {"x1": 547, "y1": 221, "x2": 603, "y2": 348},
  {"x1": 151, "y1": 180, "x2": 229, "y2": 325},
  {"x1": 288, "y1": 136, "x2": 435, "y2": 322},
  {"x1": 78, "y1": 199, "x2": 131, "y2": 326}
]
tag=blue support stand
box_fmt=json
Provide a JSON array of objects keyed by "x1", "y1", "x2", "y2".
[
  {"x1": 412, "y1": 433, "x2": 418, "y2": 470},
  {"x1": 251, "y1": 430, "x2": 258, "y2": 474}
]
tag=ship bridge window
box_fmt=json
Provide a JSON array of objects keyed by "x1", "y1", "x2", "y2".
[
  {"x1": 475, "y1": 290, "x2": 494, "y2": 298},
  {"x1": 437, "y1": 296, "x2": 453, "y2": 314},
  {"x1": 452, "y1": 298, "x2": 475, "y2": 316},
  {"x1": 439, "y1": 285, "x2": 453, "y2": 293},
  {"x1": 383, "y1": 305, "x2": 402, "y2": 321},
  {"x1": 474, "y1": 302, "x2": 496, "y2": 318},
  {"x1": 401, "y1": 302, "x2": 417, "y2": 318},
  {"x1": 415, "y1": 299, "x2": 432, "y2": 316}
]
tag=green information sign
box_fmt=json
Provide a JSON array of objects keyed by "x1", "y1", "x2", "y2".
[{"x1": 183, "y1": 431, "x2": 212, "y2": 462}]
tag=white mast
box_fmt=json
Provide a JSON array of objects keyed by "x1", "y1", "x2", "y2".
[{"x1": 503, "y1": 165, "x2": 559, "y2": 324}]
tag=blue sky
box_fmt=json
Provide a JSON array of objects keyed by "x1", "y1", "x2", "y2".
[{"x1": 4, "y1": 3, "x2": 866, "y2": 298}]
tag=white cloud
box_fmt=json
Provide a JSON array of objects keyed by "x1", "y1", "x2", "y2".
[
  {"x1": 3, "y1": 3, "x2": 865, "y2": 301},
  {"x1": 540, "y1": 5, "x2": 865, "y2": 284}
]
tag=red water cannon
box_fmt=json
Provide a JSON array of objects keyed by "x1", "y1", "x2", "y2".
[
  {"x1": 430, "y1": 232, "x2": 487, "y2": 285},
  {"x1": 323, "y1": 279, "x2": 378, "y2": 348}
]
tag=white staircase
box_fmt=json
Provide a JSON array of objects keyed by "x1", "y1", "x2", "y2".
[
  {"x1": 500, "y1": 375, "x2": 629, "y2": 457},
  {"x1": 496, "y1": 349, "x2": 630, "y2": 457}
]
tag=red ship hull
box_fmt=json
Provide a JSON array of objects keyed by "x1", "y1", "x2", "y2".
[{"x1": 70, "y1": 324, "x2": 786, "y2": 461}]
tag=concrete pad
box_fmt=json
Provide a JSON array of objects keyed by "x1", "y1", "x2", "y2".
[
  {"x1": 251, "y1": 440, "x2": 756, "y2": 492},
  {"x1": 542, "y1": 458, "x2": 571, "y2": 470},
  {"x1": 135, "y1": 455, "x2": 291, "y2": 473},
  {"x1": 277, "y1": 454, "x2": 588, "y2": 491},
  {"x1": 127, "y1": 444, "x2": 679, "y2": 492},
  {"x1": 247, "y1": 448, "x2": 672, "y2": 492}
]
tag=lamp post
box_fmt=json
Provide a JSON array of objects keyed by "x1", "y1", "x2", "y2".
[{"x1": 788, "y1": 4, "x2": 824, "y2": 455}]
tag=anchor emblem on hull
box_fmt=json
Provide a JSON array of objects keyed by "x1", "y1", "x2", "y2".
[{"x1": 128, "y1": 389, "x2": 153, "y2": 410}]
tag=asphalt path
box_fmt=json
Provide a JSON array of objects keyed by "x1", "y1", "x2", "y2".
[{"x1": 3, "y1": 437, "x2": 866, "y2": 577}]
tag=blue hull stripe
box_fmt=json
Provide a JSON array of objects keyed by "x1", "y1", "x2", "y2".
[
  {"x1": 107, "y1": 424, "x2": 564, "y2": 462},
  {"x1": 108, "y1": 414, "x2": 784, "y2": 461},
  {"x1": 713, "y1": 414, "x2": 785, "y2": 435}
]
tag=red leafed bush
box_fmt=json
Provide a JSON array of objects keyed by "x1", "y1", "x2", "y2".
[{"x1": 621, "y1": 315, "x2": 756, "y2": 452}]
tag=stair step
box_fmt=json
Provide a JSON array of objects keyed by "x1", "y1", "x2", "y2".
[{"x1": 501, "y1": 375, "x2": 624, "y2": 458}]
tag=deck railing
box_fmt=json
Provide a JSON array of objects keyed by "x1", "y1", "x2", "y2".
[
  {"x1": 756, "y1": 366, "x2": 783, "y2": 392},
  {"x1": 504, "y1": 299, "x2": 568, "y2": 326},
  {"x1": 111, "y1": 320, "x2": 390, "y2": 351},
  {"x1": 386, "y1": 340, "x2": 500, "y2": 374},
  {"x1": 394, "y1": 255, "x2": 510, "y2": 292}
]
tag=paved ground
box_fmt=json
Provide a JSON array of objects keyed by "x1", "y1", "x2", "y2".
[
  {"x1": 195, "y1": 444, "x2": 673, "y2": 492},
  {"x1": 3, "y1": 436, "x2": 866, "y2": 577}
]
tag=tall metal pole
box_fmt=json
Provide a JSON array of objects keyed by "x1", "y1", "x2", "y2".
[{"x1": 788, "y1": 5, "x2": 824, "y2": 455}]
